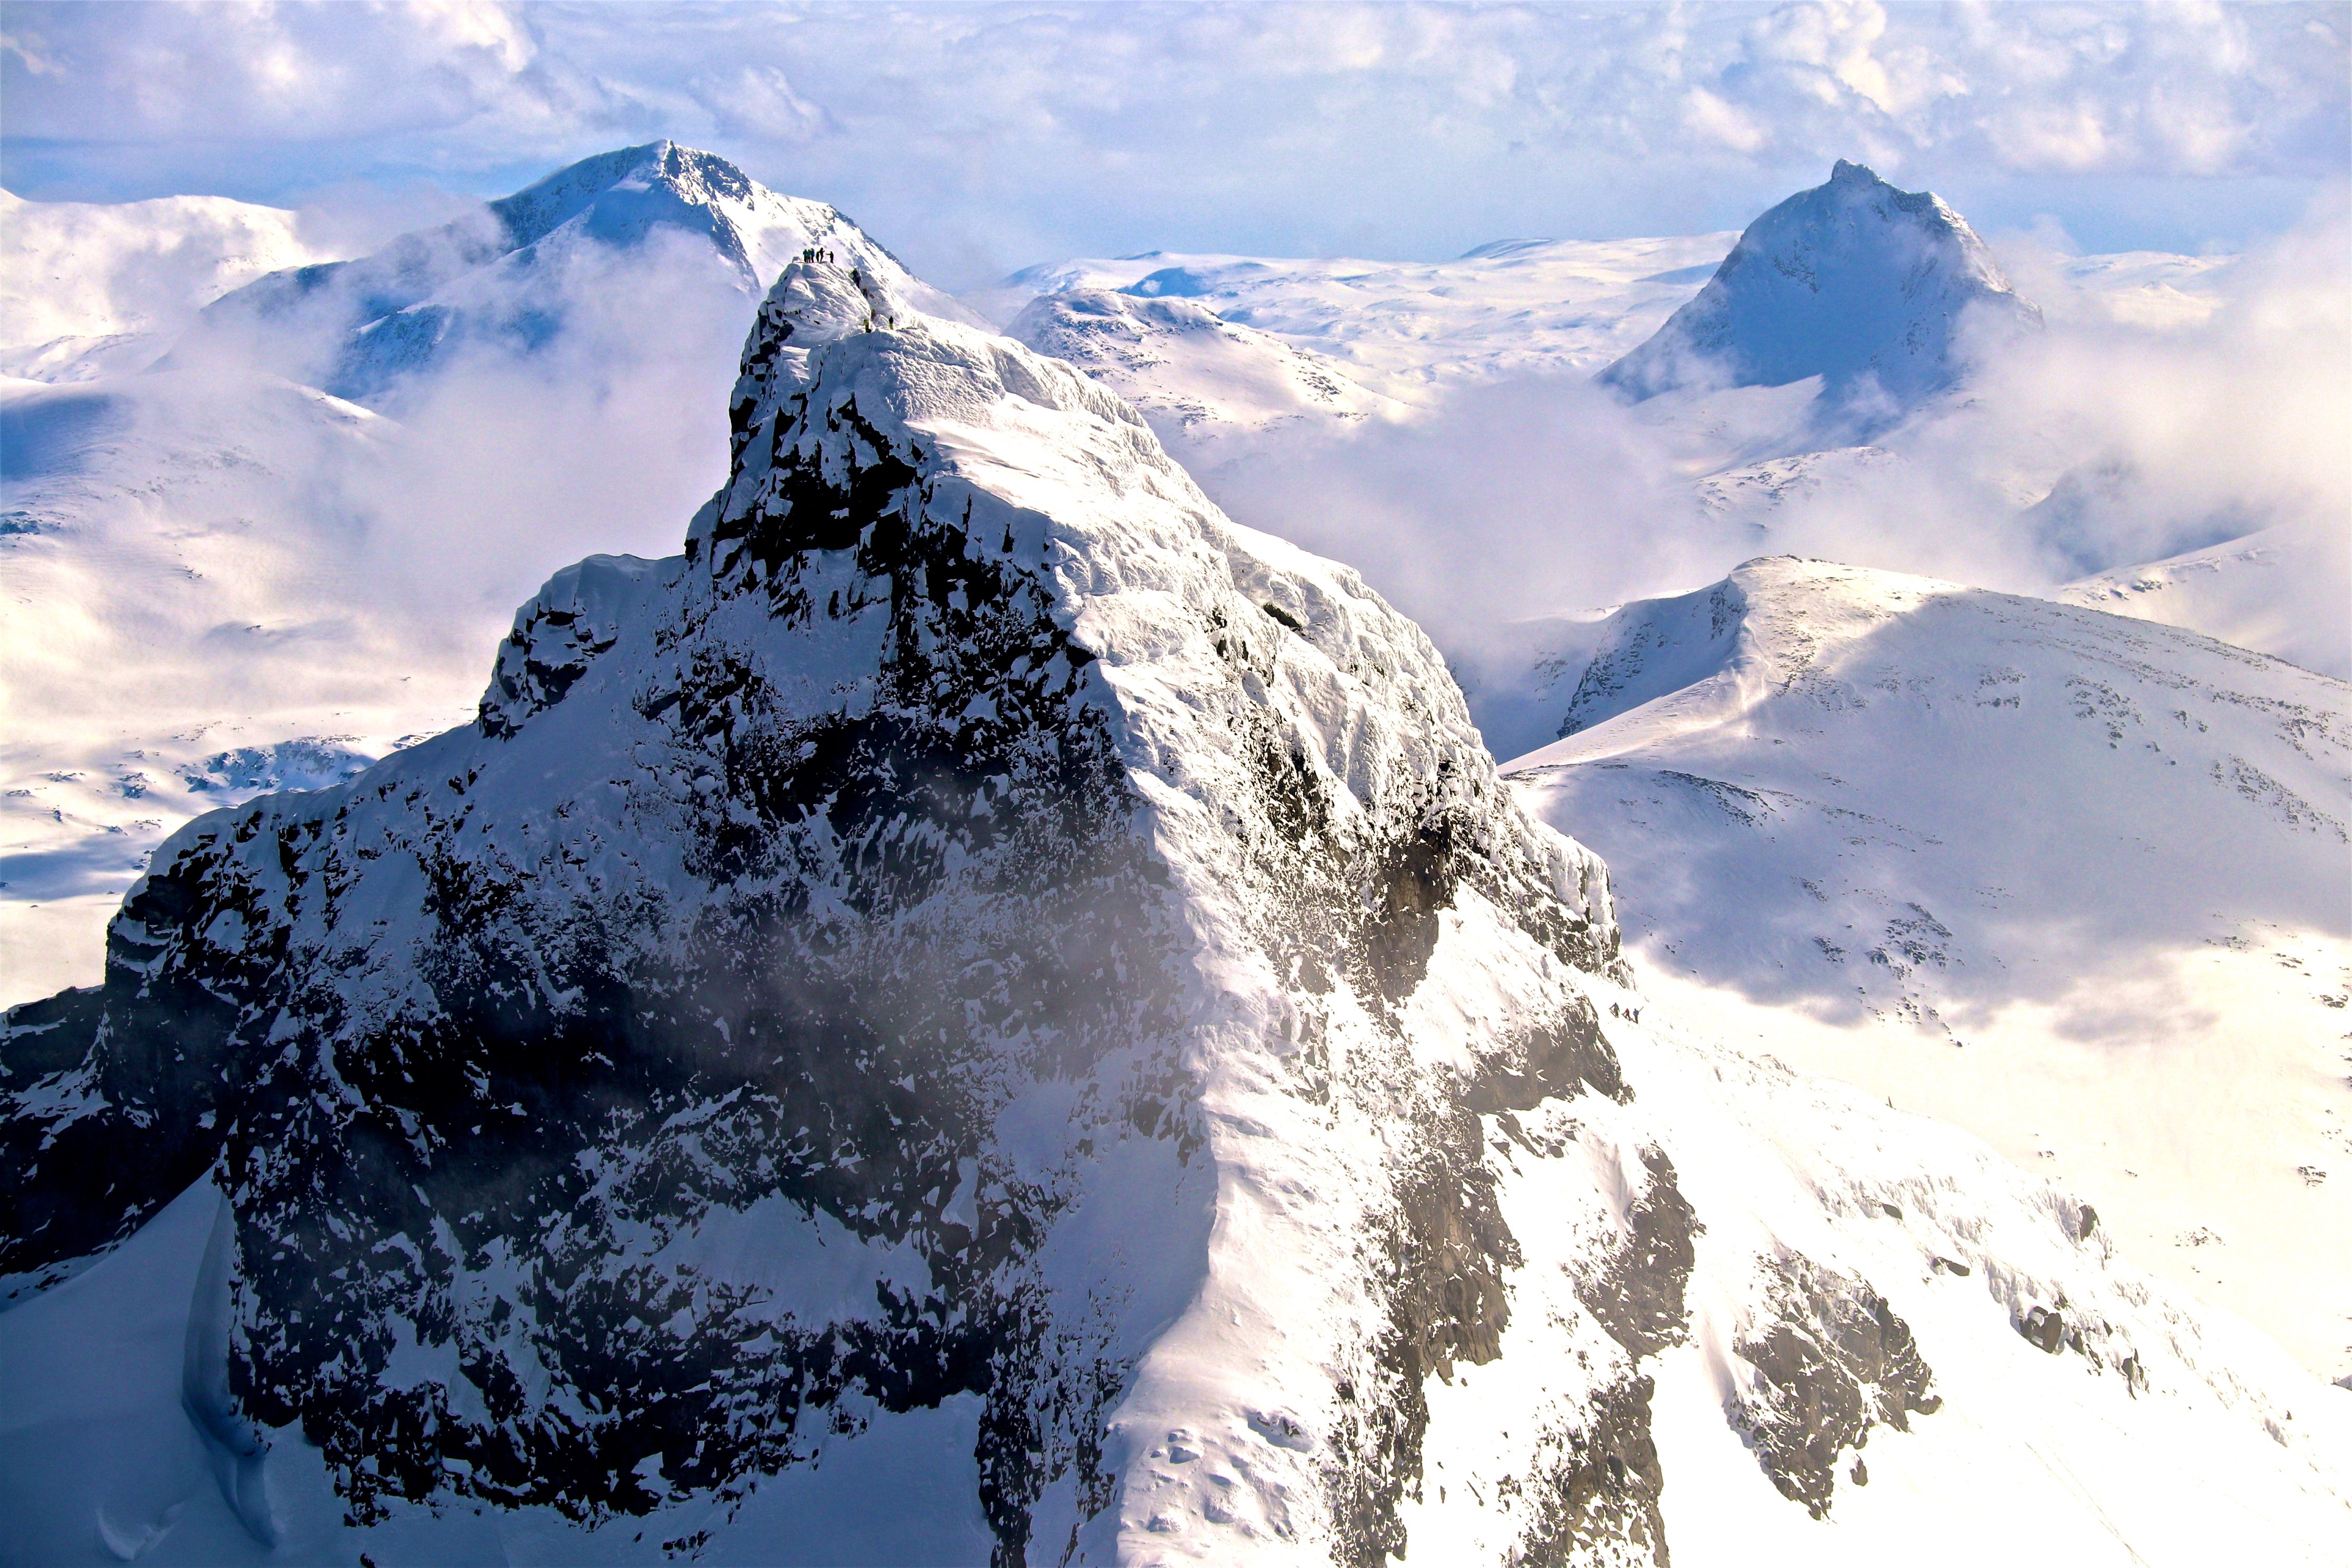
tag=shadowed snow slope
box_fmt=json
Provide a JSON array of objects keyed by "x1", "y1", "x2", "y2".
[
  {"x1": 4, "y1": 273, "x2": 2349, "y2": 1566},
  {"x1": 1507, "y1": 557, "x2": 2352, "y2": 1379},
  {"x1": 1598, "y1": 161, "x2": 2040, "y2": 417}
]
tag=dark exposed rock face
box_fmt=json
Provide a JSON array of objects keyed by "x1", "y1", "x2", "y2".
[
  {"x1": 1503, "y1": 1374, "x2": 1670, "y2": 1568},
  {"x1": 2, "y1": 259, "x2": 1635, "y2": 1563},
  {"x1": 1728, "y1": 1254, "x2": 1941, "y2": 1518},
  {"x1": 3, "y1": 327, "x2": 1182, "y2": 1552},
  {"x1": 1576, "y1": 1147, "x2": 1700, "y2": 1362}
]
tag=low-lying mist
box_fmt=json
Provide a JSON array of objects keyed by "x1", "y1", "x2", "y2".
[{"x1": 1195, "y1": 193, "x2": 2348, "y2": 730}]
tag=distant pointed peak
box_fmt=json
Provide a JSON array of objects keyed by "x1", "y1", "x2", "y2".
[{"x1": 1598, "y1": 157, "x2": 2036, "y2": 411}]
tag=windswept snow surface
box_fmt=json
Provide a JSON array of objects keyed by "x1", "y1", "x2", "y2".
[
  {"x1": 971, "y1": 232, "x2": 1739, "y2": 398},
  {"x1": 0, "y1": 370, "x2": 477, "y2": 1003},
  {"x1": 2062, "y1": 517, "x2": 2351, "y2": 681},
  {"x1": 1007, "y1": 289, "x2": 1409, "y2": 468},
  {"x1": 1507, "y1": 557, "x2": 2352, "y2": 1380},
  {"x1": 0, "y1": 188, "x2": 341, "y2": 383},
  {"x1": 4, "y1": 256, "x2": 2350, "y2": 1566}
]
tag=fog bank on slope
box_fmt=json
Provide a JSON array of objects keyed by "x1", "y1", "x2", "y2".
[{"x1": 1197, "y1": 197, "x2": 2349, "y2": 742}]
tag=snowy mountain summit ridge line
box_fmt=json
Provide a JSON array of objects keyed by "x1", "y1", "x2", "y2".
[
  {"x1": 1599, "y1": 160, "x2": 2040, "y2": 410},
  {"x1": 197, "y1": 140, "x2": 964, "y2": 405},
  {"x1": 4, "y1": 254, "x2": 2349, "y2": 1562}
]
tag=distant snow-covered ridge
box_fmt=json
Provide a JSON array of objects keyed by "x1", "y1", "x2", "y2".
[
  {"x1": 1506, "y1": 555, "x2": 2352, "y2": 1377},
  {"x1": 2061, "y1": 517, "x2": 2350, "y2": 682},
  {"x1": 973, "y1": 231, "x2": 1741, "y2": 397},
  {"x1": 0, "y1": 187, "x2": 340, "y2": 382},
  {"x1": 1006, "y1": 287, "x2": 1410, "y2": 464},
  {"x1": 195, "y1": 140, "x2": 978, "y2": 406}
]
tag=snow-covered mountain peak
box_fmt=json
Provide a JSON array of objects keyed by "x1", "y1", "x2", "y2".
[
  {"x1": 488, "y1": 140, "x2": 762, "y2": 260},
  {"x1": 196, "y1": 143, "x2": 964, "y2": 406},
  {"x1": 715, "y1": 254, "x2": 925, "y2": 429},
  {"x1": 1599, "y1": 162, "x2": 2040, "y2": 412},
  {"x1": 9, "y1": 218, "x2": 2351, "y2": 1564}
]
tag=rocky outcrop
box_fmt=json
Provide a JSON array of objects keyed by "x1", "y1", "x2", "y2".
[
  {"x1": 2, "y1": 256, "x2": 1628, "y2": 1562},
  {"x1": 1728, "y1": 1254, "x2": 1940, "y2": 1519},
  {"x1": 7, "y1": 240, "x2": 2349, "y2": 1568}
]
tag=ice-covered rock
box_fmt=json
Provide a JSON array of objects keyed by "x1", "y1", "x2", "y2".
[
  {"x1": 1599, "y1": 161, "x2": 2040, "y2": 416},
  {"x1": 4, "y1": 259, "x2": 2348, "y2": 1566}
]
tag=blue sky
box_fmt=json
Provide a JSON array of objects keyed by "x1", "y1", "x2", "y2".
[{"x1": 4, "y1": 2, "x2": 2347, "y2": 288}]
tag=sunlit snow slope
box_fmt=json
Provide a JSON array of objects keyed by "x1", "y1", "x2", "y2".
[
  {"x1": 2062, "y1": 518, "x2": 2351, "y2": 681},
  {"x1": 1507, "y1": 557, "x2": 2352, "y2": 1379},
  {"x1": 1007, "y1": 288, "x2": 1408, "y2": 468}
]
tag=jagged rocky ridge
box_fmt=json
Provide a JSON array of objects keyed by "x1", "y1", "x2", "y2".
[
  {"x1": 4, "y1": 258, "x2": 2348, "y2": 1565},
  {"x1": 1599, "y1": 160, "x2": 2040, "y2": 416}
]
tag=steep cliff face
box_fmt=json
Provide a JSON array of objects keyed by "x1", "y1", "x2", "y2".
[
  {"x1": 4, "y1": 264, "x2": 2348, "y2": 1567},
  {"x1": 1, "y1": 257, "x2": 1628, "y2": 1563},
  {"x1": 1599, "y1": 160, "x2": 2040, "y2": 414}
]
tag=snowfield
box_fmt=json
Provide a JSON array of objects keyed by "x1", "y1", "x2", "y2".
[
  {"x1": 0, "y1": 187, "x2": 341, "y2": 383},
  {"x1": 1505, "y1": 557, "x2": 2352, "y2": 1379},
  {"x1": 2062, "y1": 517, "x2": 2351, "y2": 682}
]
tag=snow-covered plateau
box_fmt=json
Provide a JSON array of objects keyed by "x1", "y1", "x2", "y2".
[
  {"x1": 0, "y1": 188, "x2": 340, "y2": 384},
  {"x1": 2, "y1": 147, "x2": 2347, "y2": 1565},
  {"x1": 1503, "y1": 556, "x2": 2351, "y2": 1377}
]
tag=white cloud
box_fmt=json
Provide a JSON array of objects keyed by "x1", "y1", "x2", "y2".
[
  {"x1": 4, "y1": 3, "x2": 2341, "y2": 286},
  {"x1": 1684, "y1": 87, "x2": 1769, "y2": 155}
]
